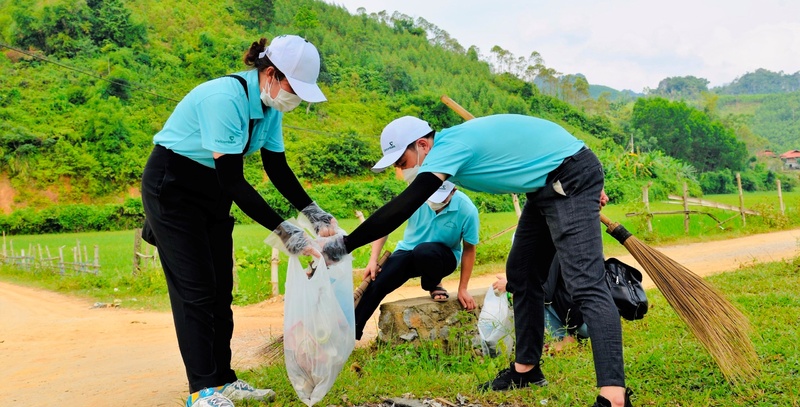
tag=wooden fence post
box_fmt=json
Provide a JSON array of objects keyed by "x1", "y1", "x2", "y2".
[
  {"x1": 512, "y1": 194, "x2": 522, "y2": 219},
  {"x1": 643, "y1": 182, "x2": 653, "y2": 233},
  {"x1": 58, "y1": 246, "x2": 65, "y2": 275},
  {"x1": 270, "y1": 247, "x2": 280, "y2": 297},
  {"x1": 93, "y1": 245, "x2": 100, "y2": 273},
  {"x1": 777, "y1": 179, "x2": 785, "y2": 216},
  {"x1": 683, "y1": 182, "x2": 690, "y2": 234},
  {"x1": 736, "y1": 172, "x2": 746, "y2": 226},
  {"x1": 133, "y1": 228, "x2": 142, "y2": 276}
]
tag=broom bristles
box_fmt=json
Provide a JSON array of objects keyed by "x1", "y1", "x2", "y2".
[
  {"x1": 623, "y1": 236, "x2": 760, "y2": 383},
  {"x1": 261, "y1": 335, "x2": 284, "y2": 364}
]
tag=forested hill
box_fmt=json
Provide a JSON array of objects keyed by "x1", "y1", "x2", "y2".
[
  {"x1": 715, "y1": 69, "x2": 800, "y2": 95},
  {"x1": 0, "y1": 0, "x2": 783, "y2": 220},
  {"x1": 0, "y1": 0, "x2": 628, "y2": 208}
]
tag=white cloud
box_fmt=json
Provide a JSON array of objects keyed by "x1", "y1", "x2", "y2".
[{"x1": 324, "y1": 0, "x2": 800, "y2": 91}]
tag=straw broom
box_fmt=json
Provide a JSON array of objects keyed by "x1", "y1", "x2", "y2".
[
  {"x1": 600, "y1": 214, "x2": 759, "y2": 383},
  {"x1": 261, "y1": 251, "x2": 391, "y2": 362},
  {"x1": 354, "y1": 251, "x2": 391, "y2": 307},
  {"x1": 441, "y1": 94, "x2": 760, "y2": 383}
]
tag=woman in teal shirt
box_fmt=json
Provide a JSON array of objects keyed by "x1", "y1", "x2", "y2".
[{"x1": 141, "y1": 35, "x2": 336, "y2": 407}]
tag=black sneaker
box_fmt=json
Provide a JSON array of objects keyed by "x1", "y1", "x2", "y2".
[
  {"x1": 478, "y1": 362, "x2": 548, "y2": 391},
  {"x1": 592, "y1": 387, "x2": 634, "y2": 407}
]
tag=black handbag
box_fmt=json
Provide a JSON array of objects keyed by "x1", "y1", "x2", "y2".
[{"x1": 604, "y1": 258, "x2": 648, "y2": 320}]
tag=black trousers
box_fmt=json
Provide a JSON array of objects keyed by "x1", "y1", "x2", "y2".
[
  {"x1": 353, "y1": 242, "x2": 457, "y2": 340},
  {"x1": 141, "y1": 145, "x2": 238, "y2": 393}
]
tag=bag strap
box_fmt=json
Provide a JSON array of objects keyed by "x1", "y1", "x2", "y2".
[{"x1": 224, "y1": 74, "x2": 255, "y2": 154}]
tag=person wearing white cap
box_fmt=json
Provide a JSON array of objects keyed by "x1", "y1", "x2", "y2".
[
  {"x1": 141, "y1": 35, "x2": 334, "y2": 407},
  {"x1": 353, "y1": 179, "x2": 480, "y2": 340},
  {"x1": 321, "y1": 114, "x2": 632, "y2": 407}
]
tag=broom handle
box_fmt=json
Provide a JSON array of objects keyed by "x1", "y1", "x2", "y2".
[
  {"x1": 353, "y1": 250, "x2": 391, "y2": 306},
  {"x1": 599, "y1": 213, "x2": 615, "y2": 228},
  {"x1": 441, "y1": 95, "x2": 475, "y2": 120}
]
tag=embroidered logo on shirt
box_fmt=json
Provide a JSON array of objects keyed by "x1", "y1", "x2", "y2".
[{"x1": 215, "y1": 137, "x2": 237, "y2": 145}]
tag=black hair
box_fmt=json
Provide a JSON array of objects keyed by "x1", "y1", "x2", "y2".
[{"x1": 243, "y1": 38, "x2": 286, "y2": 80}]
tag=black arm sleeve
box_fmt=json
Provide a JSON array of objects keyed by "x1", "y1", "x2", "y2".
[
  {"x1": 260, "y1": 149, "x2": 313, "y2": 210},
  {"x1": 344, "y1": 172, "x2": 443, "y2": 252},
  {"x1": 214, "y1": 153, "x2": 285, "y2": 231}
]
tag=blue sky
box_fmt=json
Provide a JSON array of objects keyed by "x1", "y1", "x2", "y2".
[{"x1": 323, "y1": 0, "x2": 800, "y2": 92}]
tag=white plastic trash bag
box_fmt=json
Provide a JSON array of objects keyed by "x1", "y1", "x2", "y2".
[
  {"x1": 477, "y1": 286, "x2": 515, "y2": 357},
  {"x1": 283, "y1": 249, "x2": 355, "y2": 406}
]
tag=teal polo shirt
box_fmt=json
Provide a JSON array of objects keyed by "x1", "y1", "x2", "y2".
[
  {"x1": 394, "y1": 190, "x2": 480, "y2": 264},
  {"x1": 153, "y1": 69, "x2": 284, "y2": 168},
  {"x1": 419, "y1": 114, "x2": 585, "y2": 194}
]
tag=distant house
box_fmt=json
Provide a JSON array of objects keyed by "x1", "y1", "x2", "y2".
[
  {"x1": 758, "y1": 149, "x2": 777, "y2": 158},
  {"x1": 779, "y1": 150, "x2": 800, "y2": 169}
]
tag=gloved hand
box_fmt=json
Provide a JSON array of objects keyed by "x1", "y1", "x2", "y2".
[
  {"x1": 300, "y1": 202, "x2": 338, "y2": 237},
  {"x1": 320, "y1": 234, "x2": 348, "y2": 266},
  {"x1": 270, "y1": 220, "x2": 320, "y2": 257}
]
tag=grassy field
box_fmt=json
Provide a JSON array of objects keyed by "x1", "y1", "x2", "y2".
[
  {"x1": 235, "y1": 259, "x2": 800, "y2": 406},
  {"x1": 1, "y1": 192, "x2": 799, "y2": 406},
  {"x1": 1, "y1": 191, "x2": 798, "y2": 310}
]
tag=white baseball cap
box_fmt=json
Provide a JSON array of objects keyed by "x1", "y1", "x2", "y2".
[
  {"x1": 428, "y1": 181, "x2": 456, "y2": 203},
  {"x1": 371, "y1": 116, "x2": 433, "y2": 172},
  {"x1": 259, "y1": 35, "x2": 326, "y2": 103}
]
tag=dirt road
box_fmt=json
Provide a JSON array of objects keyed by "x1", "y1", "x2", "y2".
[{"x1": 2, "y1": 228, "x2": 799, "y2": 406}]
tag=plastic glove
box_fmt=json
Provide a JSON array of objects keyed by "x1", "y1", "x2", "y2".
[
  {"x1": 320, "y1": 234, "x2": 348, "y2": 266},
  {"x1": 270, "y1": 220, "x2": 320, "y2": 258},
  {"x1": 300, "y1": 202, "x2": 338, "y2": 237}
]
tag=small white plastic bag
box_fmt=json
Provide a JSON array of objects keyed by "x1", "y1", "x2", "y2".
[
  {"x1": 477, "y1": 286, "x2": 515, "y2": 357},
  {"x1": 282, "y1": 246, "x2": 354, "y2": 406}
]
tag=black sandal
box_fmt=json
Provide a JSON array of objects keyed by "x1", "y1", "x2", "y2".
[{"x1": 429, "y1": 285, "x2": 449, "y2": 302}]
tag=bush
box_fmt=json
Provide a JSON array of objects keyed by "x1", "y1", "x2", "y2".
[
  {"x1": 290, "y1": 135, "x2": 381, "y2": 181},
  {"x1": 0, "y1": 200, "x2": 145, "y2": 235},
  {"x1": 700, "y1": 169, "x2": 736, "y2": 194}
]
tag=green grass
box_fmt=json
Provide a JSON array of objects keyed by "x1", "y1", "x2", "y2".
[
  {"x1": 235, "y1": 259, "x2": 800, "y2": 407},
  {"x1": 1, "y1": 192, "x2": 798, "y2": 309},
  {"x1": 2, "y1": 193, "x2": 799, "y2": 405}
]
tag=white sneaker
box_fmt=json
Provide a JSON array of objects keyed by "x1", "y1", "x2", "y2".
[
  {"x1": 221, "y1": 379, "x2": 276, "y2": 402},
  {"x1": 186, "y1": 388, "x2": 234, "y2": 407}
]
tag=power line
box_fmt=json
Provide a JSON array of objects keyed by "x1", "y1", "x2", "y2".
[
  {"x1": 0, "y1": 42, "x2": 181, "y2": 103},
  {"x1": 0, "y1": 42, "x2": 371, "y2": 139}
]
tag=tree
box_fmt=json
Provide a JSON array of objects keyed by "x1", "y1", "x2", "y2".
[
  {"x1": 650, "y1": 76, "x2": 709, "y2": 99},
  {"x1": 87, "y1": 0, "x2": 147, "y2": 48},
  {"x1": 294, "y1": 5, "x2": 319, "y2": 30},
  {"x1": 234, "y1": 0, "x2": 275, "y2": 32},
  {"x1": 631, "y1": 97, "x2": 748, "y2": 172}
]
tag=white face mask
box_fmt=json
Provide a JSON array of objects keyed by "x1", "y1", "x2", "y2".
[
  {"x1": 260, "y1": 76, "x2": 302, "y2": 112},
  {"x1": 426, "y1": 200, "x2": 448, "y2": 211},
  {"x1": 401, "y1": 144, "x2": 421, "y2": 184}
]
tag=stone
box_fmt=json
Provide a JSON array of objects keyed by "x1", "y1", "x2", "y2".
[{"x1": 377, "y1": 288, "x2": 486, "y2": 344}]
